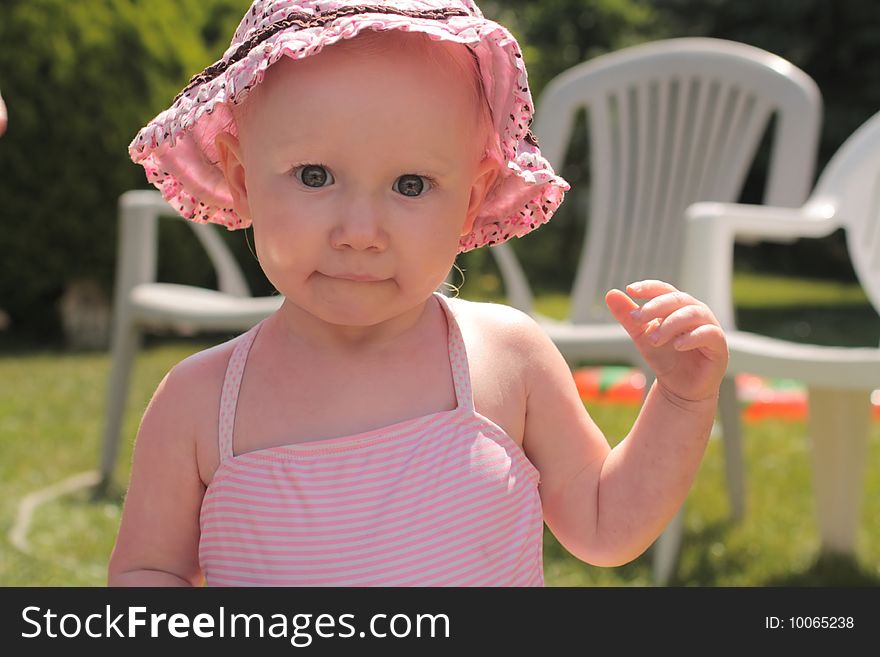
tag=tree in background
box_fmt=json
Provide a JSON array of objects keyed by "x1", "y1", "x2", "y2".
[{"x1": 0, "y1": 0, "x2": 250, "y2": 341}]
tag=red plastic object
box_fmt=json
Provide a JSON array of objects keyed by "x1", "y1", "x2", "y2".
[{"x1": 572, "y1": 367, "x2": 879, "y2": 422}]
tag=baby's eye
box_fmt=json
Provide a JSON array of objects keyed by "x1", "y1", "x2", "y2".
[
  {"x1": 393, "y1": 174, "x2": 429, "y2": 197},
  {"x1": 294, "y1": 164, "x2": 334, "y2": 188}
]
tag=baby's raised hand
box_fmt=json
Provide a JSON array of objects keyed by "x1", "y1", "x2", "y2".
[{"x1": 605, "y1": 280, "x2": 729, "y2": 404}]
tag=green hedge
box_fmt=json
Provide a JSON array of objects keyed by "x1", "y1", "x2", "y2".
[{"x1": 0, "y1": 0, "x2": 253, "y2": 341}]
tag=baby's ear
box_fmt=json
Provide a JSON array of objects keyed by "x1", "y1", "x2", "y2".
[
  {"x1": 460, "y1": 156, "x2": 500, "y2": 237},
  {"x1": 214, "y1": 132, "x2": 251, "y2": 221}
]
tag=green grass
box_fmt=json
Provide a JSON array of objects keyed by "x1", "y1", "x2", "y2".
[
  {"x1": 461, "y1": 271, "x2": 874, "y2": 312},
  {"x1": 1, "y1": 273, "x2": 878, "y2": 586},
  {"x1": 733, "y1": 273, "x2": 880, "y2": 347},
  {"x1": 0, "y1": 345, "x2": 193, "y2": 585},
  {"x1": 464, "y1": 272, "x2": 880, "y2": 348},
  {"x1": 732, "y1": 272, "x2": 871, "y2": 308}
]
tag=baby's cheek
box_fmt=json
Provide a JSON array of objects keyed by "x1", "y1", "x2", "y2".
[{"x1": 253, "y1": 220, "x2": 308, "y2": 271}]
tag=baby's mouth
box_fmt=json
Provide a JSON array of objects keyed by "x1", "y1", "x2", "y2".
[{"x1": 322, "y1": 271, "x2": 388, "y2": 283}]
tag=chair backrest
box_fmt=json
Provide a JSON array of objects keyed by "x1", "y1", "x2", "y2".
[
  {"x1": 807, "y1": 110, "x2": 880, "y2": 312},
  {"x1": 530, "y1": 37, "x2": 822, "y2": 323}
]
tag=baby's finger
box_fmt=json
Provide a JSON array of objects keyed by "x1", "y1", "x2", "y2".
[
  {"x1": 670, "y1": 324, "x2": 728, "y2": 359},
  {"x1": 644, "y1": 304, "x2": 712, "y2": 347},
  {"x1": 631, "y1": 290, "x2": 703, "y2": 324},
  {"x1": 625, "y1": 280, "x2": 680, "y2": 300},
  {"x1": 605, "y1": 288, "x2": 653, "y2": 339}
]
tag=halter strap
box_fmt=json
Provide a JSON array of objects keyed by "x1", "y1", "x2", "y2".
[
  {"x1": 217, "y1": 321, "x2": 263, "y2": 462},
  {"x1": 434, "y1": 292, "x2": 475, "y2": 413}
]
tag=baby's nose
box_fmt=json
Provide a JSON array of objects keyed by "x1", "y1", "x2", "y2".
[{"x1": 330, "y1": 201, "x2": 388, "y2": 252}]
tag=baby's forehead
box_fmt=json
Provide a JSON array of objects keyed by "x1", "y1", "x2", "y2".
[{"x1": 237, "y1": 29, "x2": 481, "y2": 122}]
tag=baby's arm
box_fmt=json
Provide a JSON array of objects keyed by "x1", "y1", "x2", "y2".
[
  {"x1": 519, "y1": 280, "x2": 728, "y2": 566},
  {"x1": 107, "y1": 360, "x2": 209, "y2": 586}
]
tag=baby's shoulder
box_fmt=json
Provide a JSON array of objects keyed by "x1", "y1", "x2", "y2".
[
  {"x1": 445, "y1": 296, "x2": 550, "y2": 362},
  {"x1": 143, "y1": 336, "x2": 241, "y2": 473},
  {"x1": 160, "y1": 336, "x2": 238, "y2": 407},
  {"x1": 139, "y1": 339, "x2": 236, "y2": 484}
]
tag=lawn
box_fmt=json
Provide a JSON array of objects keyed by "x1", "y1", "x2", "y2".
[{"x1": 1, "y1": 273, "x2": 878, "y2": 586}]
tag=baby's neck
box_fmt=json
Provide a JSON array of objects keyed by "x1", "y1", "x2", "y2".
[{"x1": 269, "y1": 296, "x2": 437, "y2": 356}]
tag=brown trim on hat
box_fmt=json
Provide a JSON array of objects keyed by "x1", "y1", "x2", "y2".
[{"x1": 175, "y1": 5, "x2": 471, "y2": 102}]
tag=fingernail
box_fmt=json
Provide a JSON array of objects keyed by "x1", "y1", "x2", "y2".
[
  {"x1": 629, "y1": 308, "x2": 642, "y2": 319},
  {"x1": 649, "y1": 332, "x2": 660, "y2": 344}
]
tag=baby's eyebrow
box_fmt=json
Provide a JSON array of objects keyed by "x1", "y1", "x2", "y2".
[
  {"x1": 403, "y1": 155, "x2": 456, "y2": 172},
  {"x1": 263, "y1": 128, "x2": 460, "y2": 170}
]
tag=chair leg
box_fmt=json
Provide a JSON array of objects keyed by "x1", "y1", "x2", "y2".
[
  {"x1": 652, "y1": 508, "x2": 684, "y2": 586},
  {"x1": 97, "y1": 318, "x2": 141, "y2": 495},
  {"x1": 806, "y1": 387, "x2": 871, "y2": 557},
  {"x1": 718, "y1": 375, "x2": 746, "y2": 521}
]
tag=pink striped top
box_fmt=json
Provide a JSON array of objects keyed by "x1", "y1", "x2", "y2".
[{"x1": 199, "y1": 293, "x2": 544, "y2": 586}]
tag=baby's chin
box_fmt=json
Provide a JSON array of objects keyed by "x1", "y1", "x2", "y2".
[{"x1": 283, "y1": 279, "x2": 428, "y2": 327}]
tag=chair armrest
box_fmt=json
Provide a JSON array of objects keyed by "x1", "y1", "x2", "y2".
[
  {"x1": 687, "y1": 200, "x2": 839, "y2": 241},
  {"x1": 680, "y1": 200, "x2": 839, "y2": 329}
]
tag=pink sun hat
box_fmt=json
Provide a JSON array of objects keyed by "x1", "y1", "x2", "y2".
[{"x1": 129, "y1": 0, "x2": 570, "y2": 253}]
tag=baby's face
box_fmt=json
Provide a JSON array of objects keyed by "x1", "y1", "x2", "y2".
[{"x1": 218, "y1": 36, "x2": 497, "y2": 328}]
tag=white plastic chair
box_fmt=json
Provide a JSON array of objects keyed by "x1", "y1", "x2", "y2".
[
  {"x1": 487, "y1": 38, "x2": 823, "y2": 584},
  {"x1": 98, "y1": 190, "x2": 283, "y2": 492},
  {"x1": 683, "y1": 108, "x2": 880, "y2": 566}
]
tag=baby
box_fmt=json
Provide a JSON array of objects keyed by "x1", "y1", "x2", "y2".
[{"x1": 109, "y1": 0, "x2": 728, "y2": 586}]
